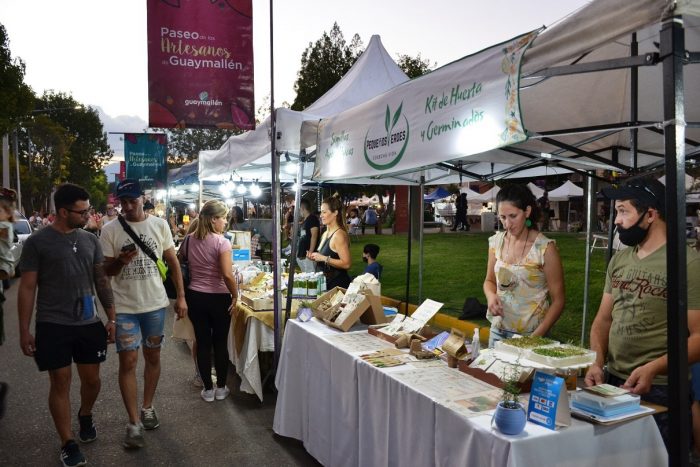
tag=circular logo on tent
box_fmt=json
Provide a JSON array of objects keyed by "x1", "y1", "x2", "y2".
[
  {"x1": 199, "y1": 91, "x2": 209, "y2": 101},
  {"x1": 363, "y1": 102, "x2": 410, "y2": 170}
]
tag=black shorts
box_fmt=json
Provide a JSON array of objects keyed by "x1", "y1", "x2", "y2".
[{"x1": 34, "y1": 321, "x2": 108, "y2": 371}]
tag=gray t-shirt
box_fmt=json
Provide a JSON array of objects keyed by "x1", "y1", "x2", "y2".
[{"x1": 20, "y1": 226, "x2": 103, "y2": 326}]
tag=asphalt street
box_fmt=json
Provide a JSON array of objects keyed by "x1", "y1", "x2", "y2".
[{"x1": 0, "y1": 281, "x2": 320, "y2": 466}]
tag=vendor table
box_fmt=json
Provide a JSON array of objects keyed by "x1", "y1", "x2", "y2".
[
  {"x1": 273, "y1": 319, "x2": 667, "y2": 467},
  {"x1": 227, "y1": 301, "x2": 296, "y2": 401}
]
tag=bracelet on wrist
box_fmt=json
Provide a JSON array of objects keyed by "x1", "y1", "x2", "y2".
[{"x1": 108, "y1": 320, "x2": 116, "y2": 324}]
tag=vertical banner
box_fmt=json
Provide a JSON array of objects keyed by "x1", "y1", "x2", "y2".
[
  {"x1": 124, "y1": 133, "x2": 168, "y2": 189},
  {"x1": 147, "y1": 0, "x2": 254, "y2": 129},
  {"x1": 118, "y1": 161, "x2": 126, "y2": 181}
]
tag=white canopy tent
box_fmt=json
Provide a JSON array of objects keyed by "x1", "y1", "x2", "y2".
[
  {"x1": 548, "y1": 180, "x2": 584, "y2": 201},
  {"x1": 527, "y1": 182, "x2": 545, "y2": 199},
  {"x1": 297, "y1": 3, "x2": 699, "y2": 460}
]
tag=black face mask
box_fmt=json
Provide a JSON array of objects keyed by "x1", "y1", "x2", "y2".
[{"x1": 617, "y1": 211, "x2": 649, "y2": 246}]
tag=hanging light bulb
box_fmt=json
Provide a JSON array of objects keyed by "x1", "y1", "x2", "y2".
[
  {"x1": 250, "y1": 182, "x2": 262, "y2": 198},
  {"x1": 285, "y1": 162, "x2": 298, "y2": 174},
  {"x1": 190, "y1": 182, "x2": 199, "y2": 193},
  {"x1": 292, "y1": 183, "x2": 299, "y2": 192},
  {"x1": 237, "y1": 184, "x2": 247, "y2": 194},
  {"x1": 188, "y1": 203, "x2": 195, "y2": 209},
  {"x1": 225, "y1": 198, "x2": 235, "y2": 206},
  {"x1": 219, "y1": 184, "x2": 231, "y2": 196},
  {"x1": 156, "y1": 190, "x2": 166, "y2": 200}
]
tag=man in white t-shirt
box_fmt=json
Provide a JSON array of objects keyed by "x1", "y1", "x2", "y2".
[{"x1": 100, "y1": 179, "x2": 187, "y2": 449}]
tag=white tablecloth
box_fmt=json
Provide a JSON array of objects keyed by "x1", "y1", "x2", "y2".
[
  {"x1": 273, "y1": 319, "x2": 668, "y2": 467},
  {"x1": 227, "y1": 316, "x2": 274, "y2": 401}
]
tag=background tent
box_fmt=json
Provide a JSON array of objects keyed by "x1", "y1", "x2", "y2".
[
  {"x1": 527, "y1": 182, "x2": 545, "y2": 199},
  {"x1": 548, "y1": 180, "x2": 584, "y2": 201},
  {"x1": 424, "y1": 187, "x2": 450, "y2": 202}
]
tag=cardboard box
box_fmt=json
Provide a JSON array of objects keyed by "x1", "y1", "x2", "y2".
[
  {"x1": 310, "y1": 287, "x2": 346, "y2": 320},
  {"x1": 241, "y1": 291, "x2": 274, "y2": 310},
  {"x1": 311, "y1": 287, "x2": 387, "y2": 326},
  {"x1": 323, "y1": 293, "x2": 371, "y2": 332},
  {"x1": 360, "y1": 291, "x2": 389, "y2": 325}
]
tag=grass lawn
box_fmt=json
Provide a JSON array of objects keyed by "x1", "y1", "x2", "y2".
[{"x1": 347, "y1": 231, "x2": 610, "y2": 344}]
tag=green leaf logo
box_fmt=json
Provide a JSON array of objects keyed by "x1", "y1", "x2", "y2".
[
  {"x1": 384, "y1": 106, "x2": 390, "y2": 133},
  {"x1": 391, "y1": 102, "x2": 403, "y2": 131}
]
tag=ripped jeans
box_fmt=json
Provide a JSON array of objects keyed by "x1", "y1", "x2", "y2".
[{"x1": 115, "y1": 308, "x2": 166, "y2": 352}]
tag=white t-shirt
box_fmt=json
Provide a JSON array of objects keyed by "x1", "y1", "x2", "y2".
[{"x1": 100, "y1": 215, "x2": 174, "y2": 314}]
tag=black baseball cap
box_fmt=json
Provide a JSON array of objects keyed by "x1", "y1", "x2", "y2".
[
  {"x1": 601, "y1": 178, "x2": 665, "y2": 215},
  {"x1": 115, "y1": 179, "x2": 143, "y2": 199}
]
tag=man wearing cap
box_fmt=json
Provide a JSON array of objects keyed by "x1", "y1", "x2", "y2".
[
  {"x1": 100, "y1": 179, "x2": 187, "y2": 449},
  {"x1": 585, "y1": 178, "x2": 700, "y2": 448}
]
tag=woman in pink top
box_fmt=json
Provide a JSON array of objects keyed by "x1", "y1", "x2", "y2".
[{"x1": 183, "y1": 200, "x2": 238, "y2": 402}]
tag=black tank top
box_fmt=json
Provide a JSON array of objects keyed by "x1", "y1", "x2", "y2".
[{"x1": 318, "y1": 228, "x2": 351, "y2": 289}]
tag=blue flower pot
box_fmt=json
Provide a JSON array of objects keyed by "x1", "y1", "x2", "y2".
[{"x1": 493, "y1": 402, "x2": 527, "y2": 435}]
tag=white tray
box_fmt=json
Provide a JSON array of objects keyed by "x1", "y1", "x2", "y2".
[{"x1": 493, "y1": 348, "x2": 595, "y2": 370}]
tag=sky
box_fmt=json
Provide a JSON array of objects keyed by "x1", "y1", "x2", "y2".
[{"x1": 0, "y1": 0, "x2": 590, "y2": 162}]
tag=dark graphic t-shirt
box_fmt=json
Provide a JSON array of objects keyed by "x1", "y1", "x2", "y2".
[
  {"x1": 604, "y1": 245, "x2": 700, "y2": 384},
  {"x1": 297, "y1": 214, "x2": 320, "y2": 258}
]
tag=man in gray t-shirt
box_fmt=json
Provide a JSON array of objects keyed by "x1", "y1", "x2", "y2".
[{"x1": 18, "y1": 184, "x2": 116, "y2": 466}]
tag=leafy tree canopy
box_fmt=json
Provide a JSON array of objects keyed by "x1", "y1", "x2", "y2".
[
  {"x1": 397, "y1": 53, "x2": 436, "y2": 79},
  {"x1": 291, "y1": 23, "x2": 363, "y2": 111},
  {"x1": 19, "y1": 92, "x2": 113, "y2": 211},
  {"x1": 0, "y1": 23, "x2": 34, "y2": 135},
  {"x1": 161, "y1": 127, "x2": 241, "y2": 167}
]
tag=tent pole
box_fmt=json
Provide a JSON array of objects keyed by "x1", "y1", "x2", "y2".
[
  {"x1": 269, "y1": 0, "x2": 283, "y2": 372},
  {"x1": 198, "y1": 179, "x2": 203, "y2": 211},
  {"x1": 630, "y1": 33, "x2": 639, "y2": 170},
  {"x1": 605, "y1": 149, "x2": 619, "y2": 263},
  {"x1": 580, "y1": 172, "x2": 594, "y2": 346},
  {"x1": 661, "y1": 16, "x2": 688, "y2": 466},
  {"x1": 286, "y1": 151, "x2": 305, "y2": 320},
  {"x1": 404, "y1": 187, "x2": 412, "y2": 317},
  {"x1": 418, "y1": 176, "x2": 425, "y2": 303}
]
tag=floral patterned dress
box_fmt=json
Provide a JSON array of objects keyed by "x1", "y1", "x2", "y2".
[{"x1": 487, "y1": 231, "x2": 554, "y2": 335}]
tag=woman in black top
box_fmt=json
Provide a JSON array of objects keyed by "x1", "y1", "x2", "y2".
[{"x1": 308, "y1": 195, "x2": 352, "y2": 289}]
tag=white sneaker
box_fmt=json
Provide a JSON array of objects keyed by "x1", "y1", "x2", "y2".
[
  {"x1": 215, "y1": 386, "x2": 230, "y2": 400},
  {"x1": 200, "y1": 389, "x2": 215, "y2": 402}
]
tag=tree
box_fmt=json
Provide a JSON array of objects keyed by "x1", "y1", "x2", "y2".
[
  {"x1": 397, "y1": 53, "x2": 436, "y2": 79},
  {"x1": 163, "y1": 127, "x2": 241, "y2": 166},
  {"x1": 19, "y1": 92, "x2": 113, "y2": 211},
  {"x1": 291, "y1": 23, "x2": 363, "y2": 111},
  {"x1": 0, "y1": 23, "x2": 34, "y2": 136}
]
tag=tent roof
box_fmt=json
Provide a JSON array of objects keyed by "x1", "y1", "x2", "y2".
[
  {"x1": 548, "y1": 180, "x2": 584, "y2": 201},
  {"x1": 306, "y1": 0, "x2": 699, "y2": 184},
  {"x1": 527, "y1": 182, "x2": 545, "y2": 199}
]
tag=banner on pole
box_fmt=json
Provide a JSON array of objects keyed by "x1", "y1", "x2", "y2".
[
  {"x1": 124, "y1": 133, "x2": 168, "y2": 189},
  {"x1": 147, "y1": 0, "x2": 254, "y2": 130},
  {"x1": 313, "y1": 31, "x2": 539, "y2": 181}
]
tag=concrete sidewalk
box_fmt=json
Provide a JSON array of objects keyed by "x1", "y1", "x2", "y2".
[{"x1": 0, "y1": 281, "x2": 319, "y2": 466}]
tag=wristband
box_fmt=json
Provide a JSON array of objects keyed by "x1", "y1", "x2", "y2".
[{"x1": 108, "y1": 320, "x2": 116, "y2": 324}]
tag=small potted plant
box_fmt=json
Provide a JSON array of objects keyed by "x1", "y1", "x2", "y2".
[
  {"x1": 297, "y1": 300, "x2": 314, "y2": 322},
  {"x1": 492, "y1": 364, "x2": 527, "y2": 435}
]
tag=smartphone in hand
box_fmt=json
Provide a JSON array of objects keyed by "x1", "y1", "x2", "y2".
[{"x1": 121, "y1": 243, "x2": 137, "y2": 253}]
